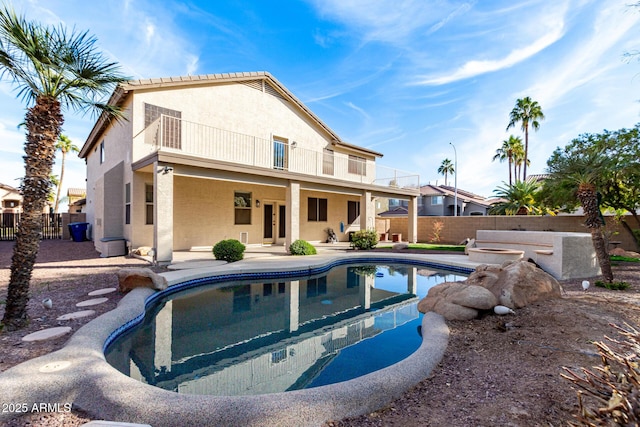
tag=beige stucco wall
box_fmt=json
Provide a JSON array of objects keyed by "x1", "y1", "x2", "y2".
[
  {"x1": 378, "y1": 215, "x2": 640, "y2": 251},
  {"x1": 300, "y1": 189, "x2": 364, "y2": 243},
  {"x1": 131, "y1": 83, "x2": 332, "y2": 156},
  {"x1": 85, "y1": 99, "x2": 134, "y2": 253}
]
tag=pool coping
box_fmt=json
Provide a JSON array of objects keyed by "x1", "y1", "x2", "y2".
[{"x1": 0, "y1": 252, "x2": 475, "y2": 426}]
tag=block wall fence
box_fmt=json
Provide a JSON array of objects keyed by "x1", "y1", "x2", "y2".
[{"x1": 376, "y1": 215, "x2": 640, "y2": 251}]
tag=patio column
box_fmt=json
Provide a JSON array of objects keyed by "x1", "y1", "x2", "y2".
[
  {"x1": 154, "y1": 161, "x2": 174, "y2": 265},
  {"x1": 360, "y1": 190, "x2": 374, "y2": 230},
  {"x1": 285, "y1": 181, "x2": 300, "y2": 251},
  {"x1": 408, "y1": 196, "x2": 418, "y2": 243}
]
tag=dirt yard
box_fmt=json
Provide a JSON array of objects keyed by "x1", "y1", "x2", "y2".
[{"x1": 1, "y1": 240, "x2": 639, "y2": 426}]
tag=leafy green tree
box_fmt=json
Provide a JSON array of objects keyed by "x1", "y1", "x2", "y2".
[
  {"x1": 438, "y1": 158, "x2": 455, "y2": 186},
  {"x1": 489, "y1": 180, "x2": 546, "y2": 215},
  {"x1": 53, "y1": 134, "x2": 79, "y2": 213},
  {"x1": 542, "y1": 145, "x2": 614, "y2": 282},
  {"x1": 506, "y1": 97, "x2": 545, "y2": 181},
  {"x1": 0, "y1": 6, "x2": 127, "y2": 329},
  {"x1": 543, "y1": 126, "x2": 640, "y2": 250}
]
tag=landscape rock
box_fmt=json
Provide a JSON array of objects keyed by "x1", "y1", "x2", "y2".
[
  {"x1": 610, "y1": 247, "x2": 640, "y2": 259},
  {"x1": 464, "y1": 238, "x2": 476, "y2": 255},
  {"x1": 117, "y1": 268, "x2": 168, "y2": 293},
  {"x1": 393, "y1": 242, "x2": 409, "y2": 250},
  {"x1": 465, "y1": 260, "x2": 562, "y2": 308},
  {"x1": 418, "y1": 282, "x2": 498, "y2": 320}
]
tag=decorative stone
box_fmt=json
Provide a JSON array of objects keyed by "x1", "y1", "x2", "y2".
[
  {"x1": 393, "y1": 242, "x2": 409, "y2": 250},
  {"x1": 465, "y1": 260, "x2": 562, "y2": 308},
  {"x1": 610, "y1": 247, "x2": 640, "y2": 259},
  {"x1": 22, "y1": 327, "x2": 72, "y2": 342},
  {"x1": 88, "y1": 287, "x2": 117, "y2": 296},
  {"x1": 76, "y1": 297, "x2": 109, "y2": 307},
  {"x1": 418, "y1": 282, "x2": 498, "y2": 321},
  {"x1": 117, "y1": 268, "x2": 168, "y2": 293},
  {"x1": 132, "y1": 246, "x2": 153, "y2": 256},
  {"x1": 57, "y1": 310, "x2": 96, "y2": 320}
]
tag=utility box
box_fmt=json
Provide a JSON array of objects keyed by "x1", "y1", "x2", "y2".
[{"x1": 100, "y1": 237, "x2": 126, "y2": 257}]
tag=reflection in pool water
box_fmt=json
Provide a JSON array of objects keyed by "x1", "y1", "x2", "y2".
[{"x1": 105, "y1": 263, "x2": 467, "y2": 396}]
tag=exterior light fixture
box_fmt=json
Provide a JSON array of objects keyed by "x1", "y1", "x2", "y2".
[{"x1": 256, "y1": 200, "x2": 261, "y2": 208}]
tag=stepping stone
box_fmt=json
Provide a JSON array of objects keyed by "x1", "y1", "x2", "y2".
[
  {"x1": 57, "y1": 310, "x2": 96, "y2": 321},
  {"x1": 88, "y1": 287, "x2": 117, "y2": 296},
  {"x1": 22, "y1": 326, "x2": 72, "y2": 342},
  {"x1": 76, "y1": 297, "x2": 109, "y2": 307}
]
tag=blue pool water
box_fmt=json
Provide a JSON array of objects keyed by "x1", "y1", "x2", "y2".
[{"x1": 105, "y1": 261, "x2": 468, "y2": 396}]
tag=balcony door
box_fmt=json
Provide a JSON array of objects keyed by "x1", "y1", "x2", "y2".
[{"x1": 273, "y1": 138, "x2": 288, "y2": 170}]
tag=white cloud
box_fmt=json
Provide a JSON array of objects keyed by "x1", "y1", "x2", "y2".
[{"x1": 418, "y1": 15, "x2": 566, "y2": 85}]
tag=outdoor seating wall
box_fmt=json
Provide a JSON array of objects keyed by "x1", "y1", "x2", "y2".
[{"x1": 376, "y1": 215, "x2": 640, "y2": 251}]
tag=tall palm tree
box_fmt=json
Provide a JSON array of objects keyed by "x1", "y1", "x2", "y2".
[
  {"x1": 506, "y1": 96, "x2": 544, "y2": 181},
  {"x1": 492, "y1": 135, "x2": 522, "y2": 185},
  {"x1": 438, "y1": 158, "x2": 455, "y2": 186},
  {"x1": 53, "y1": 134, "x2": 79, "y2": 214},
  {"x1": 512, "y1": 143, "x2": 529, "y2": 183},
  {"x1": 0, "y1": 6, "x2": 127, "y2": 329}
]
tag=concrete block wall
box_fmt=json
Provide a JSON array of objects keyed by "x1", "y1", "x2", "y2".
[{"x1": 377, "y1": 215, "x2": 640, "y2": 251}]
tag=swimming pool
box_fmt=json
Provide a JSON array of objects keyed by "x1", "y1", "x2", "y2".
[{"x1": 105, "y1": 260, "x2": 469, "y2": 396}]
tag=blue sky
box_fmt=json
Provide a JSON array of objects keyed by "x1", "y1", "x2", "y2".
[{"x1": 1, "y1": 0, "x2": 639, "y2": 204}]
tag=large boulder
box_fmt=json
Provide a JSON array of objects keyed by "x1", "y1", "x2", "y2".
[
  {"x1": 117, "y1": 268, "x2": 168, "y2": 293},
  {"x1": 465, "y1": 260, "x2": 562, "y2": 308},
  {"x1": 418, "y1": 282, "x2": 498, "y2": 321}
]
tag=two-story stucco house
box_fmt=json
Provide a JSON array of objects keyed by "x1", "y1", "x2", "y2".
[{"x1": 79, "y1": 72, "x2": 419, "y2": 263}]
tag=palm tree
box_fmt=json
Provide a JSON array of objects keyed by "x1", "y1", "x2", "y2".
[
  {"x1": 489, "y1": 180, "x2": 545, "y2": 215},
  {"x1": 492, "y1": 135, "x2": 522, "y2": 185},
  {"x1": 506, "y1": 97, "x2": 544, "y2": 181},
  {"x1": 53, "y1": 134, "x2": 79, "y2": 214},
  {"x1": 0, "y1": 7, "x2": 127, "y2": 329},
  {"x1": 438, "y1": 158, "x2": 455, "y2": 186},
  {"x1": 544, "y1": 150, "x2": 614, "y2": 282},
  {"x1": 512, "y1": 143, "x2": 529, "y2": 183}
]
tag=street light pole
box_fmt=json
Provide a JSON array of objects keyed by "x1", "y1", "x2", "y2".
[{"x1": 449, "y1": 142, "x2": 457, "y2": 217}]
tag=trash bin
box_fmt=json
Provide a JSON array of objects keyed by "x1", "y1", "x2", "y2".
[{"x1": 68, "y1": 222, "x2": 89, "y2": 242}]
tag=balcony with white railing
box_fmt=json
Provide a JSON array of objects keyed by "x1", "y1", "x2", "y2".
[{"x1": 138, "y1": 115, "x2": 419, "y2": 190}]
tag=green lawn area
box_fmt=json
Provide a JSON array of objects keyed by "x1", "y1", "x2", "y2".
[
  {"x1": 610, "y1": 255, "x2": 640, "y2": 262},
  {"x1": 376, "y1": 243, "x2": 465, "y2": 252}
]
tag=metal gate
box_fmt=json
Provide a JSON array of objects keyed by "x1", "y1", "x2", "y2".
[{"x1": 0, "y1": 213, "x2": 63, "y2": 241}]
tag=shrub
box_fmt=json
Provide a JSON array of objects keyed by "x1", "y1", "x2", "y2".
[
  {"x1": 430, "y1": 220, "x2": 444, "y2": 243},
  {"x1": 213, "y1": 239, "x2": 245, "y2": 262},
  {"x1": 289, "y1": 239, "x2": 317, "y2": 256},
  {"x1": 351, "y1": 229, "x2": 379, "y2": 250},
  {"x1": 595, "y1": 280, "x2": 630, "y2": 290},
  {"x1": 562, "y1": 323, "x2": 640, "y2": 426}
]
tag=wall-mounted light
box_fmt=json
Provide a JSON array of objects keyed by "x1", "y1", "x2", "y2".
[
  {"x1": 256, "y1": 199, "x2": 261, "y2": 208},
  {"x1": 161, "y1": 166, "x2": 173, "y2": 174},
  {"x1": 291, "y1": 141, "x2": 298, "y2": 148}
]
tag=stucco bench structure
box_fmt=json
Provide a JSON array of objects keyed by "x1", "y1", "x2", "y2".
[{"x1": 474, "y1": 230, "x2": 601, "y2": 280}]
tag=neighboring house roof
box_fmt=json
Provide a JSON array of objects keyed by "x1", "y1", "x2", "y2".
[
  {"x1": 67, "y1": 188, "x2": 86, "y2": 197},
  {"x1": 80, "y1": 71, "x2": 383, "y2": 159},
  {"x1": 527, "y1": 174, "x2": 549, "y2": 183},
  {"x1": 0, "y1": 183, "x2": 19, "y2": 193},
  {"x1": 378, "y1": 206, "x2": 409, "y2": 217},
  {"x1": 420, "y1": 184, "x2": 493, "y2": 207}
]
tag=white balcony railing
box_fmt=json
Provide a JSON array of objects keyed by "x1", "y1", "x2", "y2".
[{"x1": 140, "y1": 115, "x2": 419, "y2": 189}]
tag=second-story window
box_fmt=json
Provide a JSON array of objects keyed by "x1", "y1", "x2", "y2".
[
  {"x1": 348, "y1": 155, "x2": 366, "y2": 176},
  {"x1": 145, "y1": 103, "x2": 182, "y2": 149},
  {"x1": 431, "y1": 196, "x2": 443, "y2": 205},
  {"x1": 273, "y1": 138, "x2": 288, "y2": 170},
  {"x1": 323, "y1": 148, "x2": 334, "y2": 176},
  {"x1": 99, "y1": 141, "x2": 105, "y2": 164}
]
